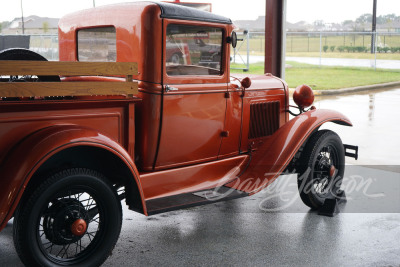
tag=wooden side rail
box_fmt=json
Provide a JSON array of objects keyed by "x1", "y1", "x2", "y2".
[{"x1": 0, "y1": 61, "x2": 138, "y2": 98}]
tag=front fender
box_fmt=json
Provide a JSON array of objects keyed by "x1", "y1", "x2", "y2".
[
  {"x1": 0, "y1": 125, "x2": 145, "y2": 231},
  {"x1": 226, "y1": 109, "x2": 352, "y2": 194}
]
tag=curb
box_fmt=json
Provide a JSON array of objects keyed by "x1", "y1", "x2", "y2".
[{"x1": 289, "y1": 81, "x2": 400, "y2": 96}]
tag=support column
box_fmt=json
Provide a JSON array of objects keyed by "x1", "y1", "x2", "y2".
[{"x1": 264, "y1": 0, "x2": 286, "y2": 78}]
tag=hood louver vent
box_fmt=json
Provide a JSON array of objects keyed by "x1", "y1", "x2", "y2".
[{"x1": 249, "y1": 101, "x2": 280, "y2": 139}]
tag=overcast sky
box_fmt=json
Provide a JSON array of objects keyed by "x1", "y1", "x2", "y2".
[{"x1": 1, "y1": 0, "x2": 399, "y2": 23}]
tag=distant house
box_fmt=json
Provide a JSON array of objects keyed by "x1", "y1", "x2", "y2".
[
  {"x1": 3, "y1": 16, "x2": 59, "y2": 34},
  {"x1": 286, "y1": 21, "x2": 314, "y2": 32},
  {"x1": 234, "y1": 16, "x2": 266, "y2": 32},
  {"x1": 377, "y1": 20, "x2": 400, "y2": 33},
  {"x1": 234, "y1": 17, "x2": 328, "y2": 32},
  {"x1": 234, "y1": 15, "x2": 400, "y2": 33}
]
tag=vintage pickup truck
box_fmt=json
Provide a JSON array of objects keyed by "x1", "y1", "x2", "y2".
[{"x1": 0, "y1": 2, "x2": 358, "y2": 266}]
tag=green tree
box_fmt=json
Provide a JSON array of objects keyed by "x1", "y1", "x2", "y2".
[
  {"x1": 313, "y1": 20, "x2": 324, "y2": 27},
  {"x1": 342, "y1": 20, "x2": 354, "y2": 25},
  {"x1": 42, "y1": 21, "x2": 49, "y2": 33},
  {"x1": 377, "y1": 14, "x2": 398, "y2": 24},
  {"x1": 356, "y1": 13, "x2": 372, "y2": 24}
]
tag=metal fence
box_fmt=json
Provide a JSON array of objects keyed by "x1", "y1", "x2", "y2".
[
  {"x1": 0, "y1": 34, "x2": 58, "y2": 61},
  {"x1": 231, "y1": 31, "x2": 400, "y2": 71},
  {"x1": 29, "y1": 35, "x2": 59, "y2": 61},
  {"x1": 231, "y1": 31, "x2": 400, "y2": 54},
  {"x1": 286, "y1": 32, "x2": 400, "y2": 53},
  {"x1": 2, "y1": 32, "x2": 400, "y2": 70},
  {"x1": 231, "y1": 31, "x2": 250, "y2": 71}
]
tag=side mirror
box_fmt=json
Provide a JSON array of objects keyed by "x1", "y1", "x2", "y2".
[{"x1": 227, "y1": 31, "x2": 238, "y2": 48}]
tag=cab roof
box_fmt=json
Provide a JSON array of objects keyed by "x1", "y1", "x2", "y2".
[
  {"x1": 155, "y1": 2, "x2": 232, "y2": 24},
  {"x1": 60, "y1": 2, "x2": 232, "y2": 26}
]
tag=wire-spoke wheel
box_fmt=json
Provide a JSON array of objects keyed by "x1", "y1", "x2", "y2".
[
  {"x1": 297, "y1": 130, "x2": 345, "y2": 209},
  {"x1": 13, "y1": 168, "x2": 122, "y2": 267}
]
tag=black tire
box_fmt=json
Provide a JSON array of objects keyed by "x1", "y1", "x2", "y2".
[
  {"x1": 170, "y1": 53, "x2": 182, "y2": 64},
  {"x1": 13, "y1": 168, "x2": 122, "y2": 267},
  {"x1": 297, "y1": 130, "x2": 345, "y2": 209},
  {"x1": 0, "y1": 48, "x2": 60, "y2": 81}
]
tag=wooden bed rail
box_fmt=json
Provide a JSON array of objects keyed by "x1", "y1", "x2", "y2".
[{"x1": 0, "y1": 61, "x2": 138, "y2": 98}]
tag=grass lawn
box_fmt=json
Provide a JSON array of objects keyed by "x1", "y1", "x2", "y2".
[{"x1": 231, "y1": 61, "x2": 400, "y2": 90}]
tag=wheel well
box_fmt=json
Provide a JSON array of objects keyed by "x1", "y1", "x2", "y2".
[
  {"x1": 28, "y1": 146, "x2": 143, "y2": 213},
  {"x1": 284, "y1": 127, "x2": 326, "y2": 174}
]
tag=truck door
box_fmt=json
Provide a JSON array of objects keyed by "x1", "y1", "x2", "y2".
[{"x1": 155, "y1": 22, "x2": 229, "y2": 169}]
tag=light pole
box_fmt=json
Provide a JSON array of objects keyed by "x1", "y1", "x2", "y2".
[
  {"x1": 21, "y1": 0, "x2": 25, "y2": 34},
  {"x1": 371, "y1": 0, "x2": 377, "y2": 53}
]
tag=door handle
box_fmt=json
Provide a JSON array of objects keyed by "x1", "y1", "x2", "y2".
[{"x1": 165, "y1": 85, "x2": 178, "y2": 92}]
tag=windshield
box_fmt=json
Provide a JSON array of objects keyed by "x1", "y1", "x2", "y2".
[{"x1": 166, "y1": 24, "x2": 223, "y2": 76}]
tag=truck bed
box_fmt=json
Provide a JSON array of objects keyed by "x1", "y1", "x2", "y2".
[{"x1": 0, "y1": 60, "x2": 139, "y2": 166}]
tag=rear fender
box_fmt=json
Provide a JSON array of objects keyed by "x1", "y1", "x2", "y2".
[
  {"x1": 226, "y1": 109, "x2": 352, "y2": 194},
  {"x1": 0, "y1": 125, "x2": 145, "y2": 231}
]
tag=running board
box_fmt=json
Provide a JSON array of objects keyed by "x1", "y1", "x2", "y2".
[{"x1": 146, "y1": 186, "x2": 248, "y2": 215}]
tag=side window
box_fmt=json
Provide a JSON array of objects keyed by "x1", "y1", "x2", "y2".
[
  {"x1": 77, "y1": 27, "x2": 116, "y2": 62},
  {"x1": 166, "y1": 24, "x2": 223, "y2": 76}
]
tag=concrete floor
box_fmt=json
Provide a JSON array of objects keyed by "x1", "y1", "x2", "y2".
[{"x1": 1, "y1": 87, "x2": 399, "y2": 266}]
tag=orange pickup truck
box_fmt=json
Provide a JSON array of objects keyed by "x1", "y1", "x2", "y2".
[{"x1": 0, "y1": 2, "x2": 357, "y2": 266}]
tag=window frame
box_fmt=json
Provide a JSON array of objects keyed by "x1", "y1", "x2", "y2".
[
  {"x1": 163, "y1": 19, "x2": 228, "y2": 85},
  {"x1": 76, "y1": 26, "x2": 117, "y2": 62}
]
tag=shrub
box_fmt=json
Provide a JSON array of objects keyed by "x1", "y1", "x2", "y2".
[
  {"x1": 355, "y1": 46, "x2": 367, "y2": 53},
  {"x1": 337, "y1": 46, "x2": 345, "y2": 52},
  {"x1": 345, "y1": 46, "x2": 355, "y2": 53},
  {"x1": 323, "y1": 45, "x2": 329, "y2": 52},
  {"x1": 330, "y1": 45, "x2": 335, "y2": 52}
]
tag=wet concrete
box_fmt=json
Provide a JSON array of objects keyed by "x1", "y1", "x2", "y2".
[
  {"x1": 287, "y1": 56, "x2": 400, "y2": 70},
  {"x1": 313, "y1": 86, "x2": 400, "y2": 165},
  {"x1": 245, "y1": 55, "x2": 400, "y2": 69},
  {"x1": 1, "y1": 87, "x2": 399, "y2": 266}
]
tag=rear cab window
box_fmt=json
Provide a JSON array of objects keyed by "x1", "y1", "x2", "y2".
[
  {"x1": 165, "y1": 24, "x2": 223, "y2": 76},
  {"x1": 77, "y1": 27, "x2": 116, "y2": 62}
]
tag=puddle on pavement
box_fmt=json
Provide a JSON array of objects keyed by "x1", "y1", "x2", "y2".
[{"x1": 310, "y1": 87, "x2": 400, "y2": 165}]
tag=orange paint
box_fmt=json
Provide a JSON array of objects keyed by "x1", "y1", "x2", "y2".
[{"x1": 1, "y1": 2, "x2": 354, "y2": 234}]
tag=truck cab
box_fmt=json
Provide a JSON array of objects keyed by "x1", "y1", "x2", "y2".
[{"x1": 59, "y1": 1, "x2": 288, "y2": 172}]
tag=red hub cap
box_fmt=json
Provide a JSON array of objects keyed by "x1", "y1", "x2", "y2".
[
  {"x1": 329, "y1": 165, "x2": 336, "y2": 178},
  {"x1": 71, "y1": 219, "x2": 87, "y2": 236}
]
